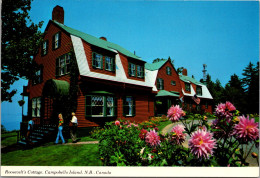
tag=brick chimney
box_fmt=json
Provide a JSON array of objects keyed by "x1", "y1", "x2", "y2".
[
  {"x1": 182, "y1": 68, "x2": 187, "y2": 76},
  {"x1": 99, "y1": 37, "x2": 107, "y2": 41},
  {"x1": 52, "y1": 5, "x2": 64, "y2": 24}
]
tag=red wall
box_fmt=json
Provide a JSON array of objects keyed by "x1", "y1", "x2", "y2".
[{"x1": 156, "y1": 60, "x2": 182, "y2": 93}]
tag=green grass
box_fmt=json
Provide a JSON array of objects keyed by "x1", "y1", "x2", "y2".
[
  {"x1": 157, "y1": 120, "x2": 172, "y2": 133},
  {"x1": 1, "y1": 131, "x2": 18, "y2": 147},
  {"x1": 1, "y1": 143, "x2": 102, "y2": 166}
]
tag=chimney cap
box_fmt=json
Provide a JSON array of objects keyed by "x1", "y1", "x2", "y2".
[{"x1": 99, "y1": 37, "x2": 107, "y2": 41}]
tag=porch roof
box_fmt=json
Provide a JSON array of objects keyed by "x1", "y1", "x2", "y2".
[
  {"x1": 156, "y1": 90, "x2": 180, "y2": 97},
  {"x1": 42, "y1": 79, "x2": 70, "y2": 97}
]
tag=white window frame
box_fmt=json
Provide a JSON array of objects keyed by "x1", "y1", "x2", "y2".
[{"x1": 32, "y1": 97, "x2": 41, "y2": 117}]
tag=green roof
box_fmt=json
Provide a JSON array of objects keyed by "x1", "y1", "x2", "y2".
[
  {"x1": 156, "y1": 90, "x2": 180, "y2": 97},
  {"x1": 145, "y1": 59, "x2": 168, "y2": 71},
  {"x1": 88, "y1": 91, "x2": 114, "y2": 95},
  {"x1": 179, "y1": 75, "x2": 204, "y2": 85},
  {"x1": 53, "y1": 20, "x2": 143, "y2": 61}
]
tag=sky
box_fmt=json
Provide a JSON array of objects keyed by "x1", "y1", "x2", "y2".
[{"x1": 1, "y1": 0, "x2": 259, "y2": 131}]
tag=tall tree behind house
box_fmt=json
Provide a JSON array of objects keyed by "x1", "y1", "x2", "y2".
[{"x1": 1, "y1": 0, "x2": 43, "y2": 102}]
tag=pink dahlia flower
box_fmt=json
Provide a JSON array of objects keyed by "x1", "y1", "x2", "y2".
[
  {"x1": 233, "y1": 115, "x2": 259, "y2": 143},
  {"x1": 188, "y1": 129, "x2": 216, "y2": 159},
  {"x1": 115, "y1": 120, "x2": 120, "y2": 126},
  {"x1": 167, "y1": 105, "x2": 185, "y2": 122},
  {"x1": 170, "y1": 124, "x2": 187, "y2": 145},
  {"x1": 215, "y1": 101, "x2": 236, "y2": 119},
  {"x1": 145, "y1": 129, "x2": 161, "y2": 148}
]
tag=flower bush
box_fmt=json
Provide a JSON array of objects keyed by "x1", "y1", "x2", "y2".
[{"x1": 95, "y1": 102, "x2": 259, "y2": 167}]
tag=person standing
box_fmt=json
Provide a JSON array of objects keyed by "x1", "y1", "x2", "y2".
[
  {"x1": 70, "y1": 112, "x2": 78, "y2": 143},
  {"x1": 55, "y1": 113, "x2": 65, "y2": 144},
  {"x1": 26, "y1": 118, "x2": 34, "y2": 145}
]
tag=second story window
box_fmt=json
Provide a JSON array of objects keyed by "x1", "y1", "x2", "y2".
[
  {"x1": 171, "y1": 81, "x2": 176, "y2": 86},
  {"x1": 41, "y1": 40, "x2": 48, "y2": 56},
  {"x1": 52, "y1": 32, "x2": 61, "y2": 50},
  {"x1": 185, "y1": 82, "x2": 191, "y2": 92},
  {"x1": 105, "y1": 56, "x2": 115, "y2": 71},
  {"x1": 157, "y1": 78, "x2": 164, "y2": 90},
  {"x1": 92, "y1": 52, "x2": 103, "y2": 69},
  {"x1": 32, "y1": 67, "x2": 43, "y2": 85},
  {"x1": 129, "y1": 63, "x2": 136, "y2": 77},
  {"x1": 137, "y1": 65, "x2": 144, "y2": 78},
  {"x1": 196, "y1": 86, "x2": 202, "y2": 96},
  {"x1": 166, "y1": 66, "x2": 172, "y2": 75},
  {"x1": 56, "y1": 53, "x2": 71, "y2": 77}
]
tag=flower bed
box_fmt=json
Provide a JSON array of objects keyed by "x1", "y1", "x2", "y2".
[{"x1": 92, "y1": 102, "x2": 259, "y2": 166}]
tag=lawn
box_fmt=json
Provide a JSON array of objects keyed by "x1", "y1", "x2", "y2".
[
  {"x1": 1, "y1": 131, "x2": 18, "y2": 147},
  {"x1": 1, "y1": 133, "x2": 102, "y2": 166}
]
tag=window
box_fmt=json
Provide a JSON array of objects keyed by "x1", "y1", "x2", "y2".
[
  {"x1": 137, "y1": 65, "x2": 144, "y2": 78},
  {"x1": 92, "y1": 52, "x2": 103, "y2": 69},
  {"x1": 129, "y1": 63, "x2": 136, "y2": 77},
  {"x1": 123, "y1": 96, "x2": 135, "y2": 116},
  {"x1": 85, "y1": 95, "x2": 117, "y2": 117},
  {"x1": 196, "y1": 86, "x2": 202, "y2": 96},
  {"x1": 41, "y1": 40, "x2": 48, "y2": 56},
  {"x1": 32, "y1": 97, "x2": 41, "y2": 117},
  {"x1": 166, "y1": 66, "x2": 172, "y2": 75},
  {"x1": 185, "y1": 83, "x2": 191, "y2": 92},
  {"x1": 171, "y1": 81, "x2": 176, "y2": 86},
  {"x1": 52, "y1": 32, "x2": 61, "y2": 50},
  {"x1": 56, "y1": 53, "x2": 71, "y2": 77},
  {"x1": 32, "y1": 67, "x2": 43, "y2": 85},
  {"x1": 157, "y1": 78, "x2": 164, "y2": 90},
  {"x1": 105, "y1": 56, "x2": 115, "y2": 71}
]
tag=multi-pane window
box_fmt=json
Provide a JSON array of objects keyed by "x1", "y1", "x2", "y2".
[
  {"x1": 166, "y1": 66, "x2": 172, "y2": 75},
  {"x1": 42, "y1": 40, "x2": 48, "y2": 56},
  {"x1": 196, "y1": 86, "x2": 202, "y2": 96},
  {"x1": 137, "y1": 65, "x2": 144, "y2": 78},
  {"x1": 33, "y1": 68, "x2": 43, "y2": 85},
  {"x1": 92, "y1": 52, "x2": 103, "y2": 69},
  {"x1": 129, "y1": 63, "x2": 136, "y2": 77},
  {"x1": 185, "y1": 83, "x2": 191, "y2": 92},
  {"x1": 157, "y1": 78, "x2": 164, "y2": 90},
  {"x1": 85, "y1": 95, "x2": 117, "y2": 117},
  {"x1": 123, "y1": 96, "x2": 135, "y2": 116},
  {"x1": 171, "y1": 81, "x2": 176, "y2": 86},
  {"x1": 56, "y1": 53, "x2": 71, "y2": 77},
  {"x1": 105, "y1": 56, "x2": 114, "y2": 71},
  {"x1": 52, "y1": 32, "x2": 61, "y2": 50},
  {"x1": 32, "y1": 97, "x2": 41, "y2": 117}
]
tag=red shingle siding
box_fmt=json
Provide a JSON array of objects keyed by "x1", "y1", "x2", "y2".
[
  {"x1": 156, "y1": 61, "x2": 182, "y2": 93},
  {"x1": 28, "y1": 22, "x2": 72, "y2": 100}
]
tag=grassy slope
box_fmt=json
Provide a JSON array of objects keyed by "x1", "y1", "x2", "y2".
[{"x1": 2, "y1": 143, "x2": 102, "y2": 166}]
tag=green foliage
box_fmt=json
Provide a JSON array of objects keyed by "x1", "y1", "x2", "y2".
[
  {"x1": 1, "y1": 0, "x2": 44, "y2": 102},
  {"x1": 1, "y1": 124, "x2": 7, "y2": 133}
]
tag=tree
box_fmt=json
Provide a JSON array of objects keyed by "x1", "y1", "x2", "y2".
[
  {"x1": 1, "y1": 0, "x2": 43, "y2": 102},
  {"x1": 242, "y1": 62, "x2": 259, "y2": 113},
  {"x1": 224, "y1": 74, "x2": 246, "y2": 113}
]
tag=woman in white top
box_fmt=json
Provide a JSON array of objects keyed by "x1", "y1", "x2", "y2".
[{"x1": 70, "y1": 112, "x2": 78, "y2": 143}]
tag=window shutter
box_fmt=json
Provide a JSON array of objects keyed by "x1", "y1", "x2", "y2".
[
  {"x1": 114, "y1": 97, "x2": 117, "y2": 116},
  {"x1": 58, "y1": 32, "x2": 61, "y2": 48},
  {"x1": 128, "y1": 64, "x2": 131, "y2": 76},
  {"x1": 162, "y1": 79, "x2": 164, "y2": 90},
  {"x1": 92, "y1": 53, "x2": 96, "y2": 68},
  {"x1": 40, "y1": 65, "x2": 43, "y2": 83},
  {"x1": 132, "y1": 97, "x2": 136, "y2": 116},
  {"x1": 123, "y1": 97, "x2": 127, "y2": 117},
  {"x1": 101, "y1": 55, "x2": 103, "y2": 69},
  {"x1": 56, "y1": 58, "x2": 60, "y2": 77},
  {"x1": 52, "y1": 35, "x2": 55, "y2": 50},
  {"x1": 46, "y1": 40, "x2": 49, "y2": 55},
  {"x1": 112, "y1": 57, "x2": 115, "y2": 72},
  {"x1": 41, "y1": 42, "x2": 44, "y2": 56},
  {"x1": 142, "y1": 66, "x2": 144, "y2": 78},
  {"x1": 85, "y1": 96, "x2": 92, "y2": 116}
]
